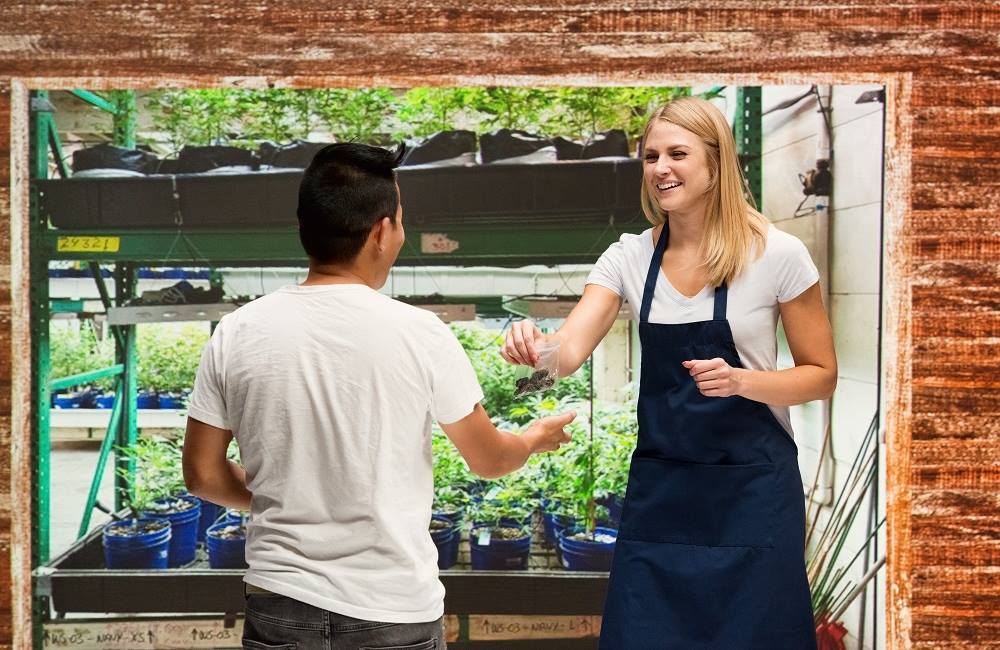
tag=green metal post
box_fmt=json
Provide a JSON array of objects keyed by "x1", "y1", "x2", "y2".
[
  {"x1": 30, "y1": 90, "x2": 53, "y2": 650},
  {"x1": 30, "y1": 91, "x2": 53, "y2": 565},
  {"x1": 113, "y1": 264, "x2": 139, "y2": 512},
  {"x1": 79, "y1": 377, "x2": 124, "y2": 537},
  {"x1": 734, "y1": 87, "x2": 763, "y2": 210},
  {"x1": 110, "y1": 90, "x2": 137, "y2": 149},
  {"x1": 69, "y1": 89, "x2": 118, "y2": 114}
]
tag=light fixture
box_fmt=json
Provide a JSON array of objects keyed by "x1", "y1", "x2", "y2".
[{"x1": 855, "y1": 89, "x2": 885, "y2": 104}]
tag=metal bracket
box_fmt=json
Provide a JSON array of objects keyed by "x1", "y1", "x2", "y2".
[
  {"x1": 30, "y1": 96, "x2": 56, "y2": 113},
  {"x1": 33, "y1": 567, "x2": 55, "y2": 597}
]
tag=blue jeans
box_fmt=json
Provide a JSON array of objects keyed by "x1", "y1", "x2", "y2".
[{"x1": 243, "y1": 590, "x2": 446, "y2": 650}]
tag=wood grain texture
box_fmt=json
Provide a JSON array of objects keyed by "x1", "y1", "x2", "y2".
[
  {"x1": 1, "y1": 3, "x2": 998, "y2": 649},
  {"x1": 0, "y1": 73, "x2": 15, "y2": 649}
]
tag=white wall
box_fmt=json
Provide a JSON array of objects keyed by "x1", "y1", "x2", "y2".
[{"x1": 762, "y1": 84, "x2": 886, "y2": 650}]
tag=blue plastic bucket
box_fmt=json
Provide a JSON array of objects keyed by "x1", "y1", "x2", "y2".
[
  {"x1": 469, "y1": 526, "x2": 531, "y2": 570},
  {"x1": 224, "y1": 509, "x2": 247, "y2": 525},
  {"x1": 157, "y1": 392, "x2": 186, "y2": 409},
  {"x1": 542, "y1": 511, "x2": 576, "y2": 547},
  {"x1": 196, "y1": 499, "x2": 224, "y2": 543},
  {"x1": 102, "y1": 518, "x2": 171, "y2": 569},
  {"x1": 430, "y1": 515, "x2": 459, "y2": 570},
  {"x1": 206, "y1": 521, "x2": 248, "y2": 569},
  {"x1": 94, "y1": 393, "x2": 116, "y2": 409},
  {"x1": 600, "y1": 495, "x2": 624, "y2": 528},
  {"x1": 141, "y1": 496, "x2": 201, "y2": 567},
  {"x1": 53, "y1": 393, "x2": 82, "y2": 409},
  {"x1": 136, "y1": 391, "x2": 159, "y2": 409},
  {"x1": 558, "y1": 527, "x2": 617, "y2": 571},
  {"x1": 433, "y1": 509, "x2": 464, "y2": 529}
]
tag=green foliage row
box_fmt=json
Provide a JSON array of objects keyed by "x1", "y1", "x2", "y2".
[
  {"x1": 90, "y1": 319, "x2": 635, "y2": 533},
  {"x1": 146, "y1": 86, "x2": 696, "y2": 154},
  {"x1": 49, "y1": 323, "x2": 209, "y2": 393}
]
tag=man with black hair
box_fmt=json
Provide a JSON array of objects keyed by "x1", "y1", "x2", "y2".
[{"x1": 182, "y1": 143, "x2": 575, "y2": 650}]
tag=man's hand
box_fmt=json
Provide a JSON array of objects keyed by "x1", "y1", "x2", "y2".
[
  {"x1": 523, "y1": 411, "x2": 576, "y2": 453},
  {"x1": 440, "y1": 405, "x2": 576, "y2": 479}
]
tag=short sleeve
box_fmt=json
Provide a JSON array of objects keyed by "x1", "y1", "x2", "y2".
[
  {"x1": 186, "y1": 320, "x2": 230, "y2": 430},
  {"x1": 775, "y1": 233, "x2": 821, "y2": 303},
  {"x1": 585, "y1": 238, "x2": 627, "y2": 298},
  {"x1": 428, "y1": 321, "x2": 485, "y2": 425}
]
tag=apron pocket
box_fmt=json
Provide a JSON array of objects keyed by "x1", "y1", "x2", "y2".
[{"x1": 619, "y1": 457, "x2": 776, "y2": 548}]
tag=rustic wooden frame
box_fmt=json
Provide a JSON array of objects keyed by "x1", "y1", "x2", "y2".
[{"x1": 3, "y1": 5, "x2": 998, "y2": 649}]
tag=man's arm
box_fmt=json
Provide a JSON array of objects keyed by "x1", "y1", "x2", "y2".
[
  {"x1": 182, "y1": 416, "x2": 251, "y2": 510},
  {"x1": 439, "y1": 404, "x2": 575, "y2": 479}
]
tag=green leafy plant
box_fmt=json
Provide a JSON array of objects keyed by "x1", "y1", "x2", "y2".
[
  {"x1": 235, "y1": 89, "x2": 314, "y2": 144},
  {"x1": 137, "y1": 324, "x2": 209, "y2": 393},
  {"x1": 313, "y1": 88, "x2": 399, "y2": 144},
  {"x1": 806, "y1": 414, "x2": 885, "y2": 628},
  {"x1": 467, "y1": 474, "x2": 535, "y2": 536},
  {"x1": 542, "y1": 87, "x2": 628, "y2": 142},
  {"x1": 49, "y1": 323, "x2": 116, "y2": 390},
  {"x1": 393, "y1": 88, "x2": 476, "y2": 139},
  {"x1": 116, "y1": 436, "x2": 186, "y2": 516},
  {"x1": 591, "y1": 399, "x2": 638, "y2": 503},
  {"x1": 614, "y1": 86, "x2": 693, "y2": 145},
  {"x1": 432, "y1": 426, "x2": 472, "y2": 515},
  {"x1": 467, "y1": 87, "x2": 555, "y2": 131},
  {"x1": 148, "y1": 89, "x2": 248, "y2": 153}
]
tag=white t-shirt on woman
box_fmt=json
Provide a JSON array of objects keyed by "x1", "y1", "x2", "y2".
[{"x1": 586, "y1": 224, "x2": 820, "y2": 435}]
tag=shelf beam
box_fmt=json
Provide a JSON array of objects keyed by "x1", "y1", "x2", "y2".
[{"x1": 45, "y1": 225, "x2": 640, "y2": 267}]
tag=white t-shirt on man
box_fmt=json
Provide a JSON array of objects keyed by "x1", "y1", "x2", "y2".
[
  {"x1": 188, "y1": 283, "x2": 484, "y2": 623},
  {"x1": 586, "y1": 224, "x2": 820, "y2": 435}
]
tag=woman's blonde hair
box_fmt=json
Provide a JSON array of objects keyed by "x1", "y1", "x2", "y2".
[{"x1": 639, "y1": 97, "x2": 769, "y2": 287}]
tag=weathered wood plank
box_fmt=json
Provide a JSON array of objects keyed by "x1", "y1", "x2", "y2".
[
  {"x1": 0, "y1": 78, "x2": 14, "y2": 650},
  {"x1": 912, "y1": 465, "x2": 1000, "y2": 491},
  {"x1": 2, "y1": 3, "x2": 999, "y2": 37},
  {"x1": 1, "y1": 32, "x2": 998, "y2": 79},
  {"x1": 0, "y1": 3, "x2": 997, "y2": 649},
  {"x1": 913, "y1": 414, "x2": 1000, "y2": 441},
  {"x1": 912, "y1": 613, "x2": 1000, "y2": 644}
]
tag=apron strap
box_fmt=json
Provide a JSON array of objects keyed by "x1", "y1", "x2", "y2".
[
  {"x1": 640, "y1": 223, "x2": 670, "y2": 324},
  {"x1": 713, "y1": 283, "x2": 729, "y2": 321}
]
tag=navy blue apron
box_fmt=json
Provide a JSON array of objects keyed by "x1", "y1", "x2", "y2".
[{"x1": 600, "y1": 224, "x2": 816, "y2": 650}]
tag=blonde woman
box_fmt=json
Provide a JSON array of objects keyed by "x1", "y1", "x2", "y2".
[{"x1": 502, "y1": 97, "x2": 836, "y2": 649}]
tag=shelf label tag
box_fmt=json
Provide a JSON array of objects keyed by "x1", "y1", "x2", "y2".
[{"x1": 57, "y1": 236, "x2": 121, "y2": 253}]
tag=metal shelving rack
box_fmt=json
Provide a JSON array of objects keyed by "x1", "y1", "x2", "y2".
[{"x1": 28, "y1": 87, "x2": 761, "y2": 649}]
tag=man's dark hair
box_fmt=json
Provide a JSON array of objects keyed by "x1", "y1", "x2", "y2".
[{"x1": 297, "y1": 142, "x2": 406, "y2": 265}]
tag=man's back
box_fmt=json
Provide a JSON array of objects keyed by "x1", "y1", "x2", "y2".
[{"x1": 187, "y1": 283, "x2": 483, "y2": 623}]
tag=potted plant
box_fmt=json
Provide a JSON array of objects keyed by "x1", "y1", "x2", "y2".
[
  {"x1": 138, "y1": 324, "x2": 209, "y2": 409},
  {"x1": 117, "y1": 436, "x2": 202, "y2": 568},
  {"x1": 467, "y1": 476, "x2": 534, "y2": 570},
  {"x1": 431, "y1": 427, "x2": 472, "y2": 524},
  {"x1": 102, "y1": 516, "x2": 172, "y2": 570},
  {"x1": 592, "y1": 400, "x2": 638, "y2": 527},
  {"x1": 206, "y1": 518, "x2": 248, "y2": 569},
  {"x1": 49, "y1": 323, "x2": 115, "y2": 408}
]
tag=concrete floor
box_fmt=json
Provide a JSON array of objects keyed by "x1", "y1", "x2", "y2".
[{"x1": 49, "y1": 446, "x2": 117, "y2": 558}]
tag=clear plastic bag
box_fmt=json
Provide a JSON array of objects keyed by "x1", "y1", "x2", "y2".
[{"x1": 513, "y1": 339, "x2": 560, "y2": 398}]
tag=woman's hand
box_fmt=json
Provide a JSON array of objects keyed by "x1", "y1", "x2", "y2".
[
  {"x1": 682, "y1": 358, "x2": 744, "y2": 398},
  {"x1": 500, "y1": 319, "x2": 543, "y2": 366}
]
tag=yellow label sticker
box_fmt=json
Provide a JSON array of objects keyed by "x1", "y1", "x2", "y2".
[{"x1": 56, "y1": 236, "x2": 121, "y2": 253}]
